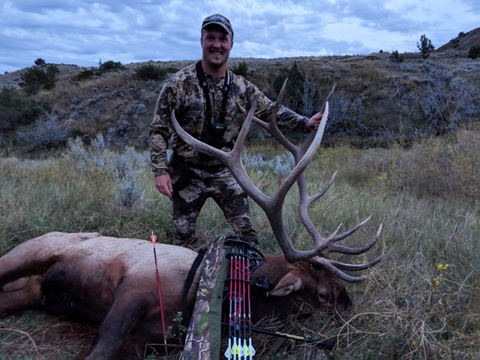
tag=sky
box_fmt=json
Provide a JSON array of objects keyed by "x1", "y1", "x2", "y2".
[{"x1": 0, "y1": 0, "x2": 479, "y2": 74}]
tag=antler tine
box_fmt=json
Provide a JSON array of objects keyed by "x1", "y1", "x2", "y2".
[
  {"x1": 329, "y1": 254, "x2": 385, "y2": 272},
  {"x1": 271, "y1": 77, "x2": 288, "y2": 126},
  {"x1": 309, "y1": 171, "x2": 337, "y2": 205},
  {"x1": 279, "y1": 101, "x2": 329, "y2": 198},
  {"x1": 298, "y1": 84, "x2": 336, "y2": 156},
  {"x1": 328, "y1": 223, "x2": 383, "y2": 255},
  {"x1": 237, "y1": 78, "x2": 299, "y2": 155},
  {"x1": 329, "y1": 216, "x2": 372, "y2": 243},
  {"x1": 298, "y1": 170, "x2": 336, "y2": 245},
  {"x1": 309, "y1": 256, "x2": 369, "y2": 282},
  {"x1": 171, "y1": 110, "x2": 227, "y2": 162},
  {"x1": 313, "y1": 225, "x2": 385, "y2": 282},
  {"x1": 171, "y1": 97, "x2": 257, "y2": 163},
  {"x1": 311, "y1": 245, "x2": 384, "y2": 282}
]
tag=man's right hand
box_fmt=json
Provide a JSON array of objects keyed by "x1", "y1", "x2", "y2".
[{"x1": 155, "y1": 174, "x2": 173, "y2": 198}]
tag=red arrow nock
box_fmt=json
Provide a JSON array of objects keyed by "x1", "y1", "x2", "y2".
[{"x1": 150, "y1": 231, "x2": 157, "y2": 245}]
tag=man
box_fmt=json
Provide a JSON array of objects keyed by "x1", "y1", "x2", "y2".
[{"x1": 150, "y1": 14, "x2": 323, "y2": 246}]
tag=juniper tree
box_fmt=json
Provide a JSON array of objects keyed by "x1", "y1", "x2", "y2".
[{"x1": 417, "y1": 34, "x2": 435, "y2": 59}]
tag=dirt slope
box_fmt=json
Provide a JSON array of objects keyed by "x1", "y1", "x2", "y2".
[{"x1": 436, "y1": 27, "x2": 480, "y2": 53}]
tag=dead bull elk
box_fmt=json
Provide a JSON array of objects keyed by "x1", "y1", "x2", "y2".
[
  {"x1": 0, "y1": 84, "x2": 383, "y2": 359},
  {"x1": 0, "y1": 232, "x2": 353, "y2": 359}
]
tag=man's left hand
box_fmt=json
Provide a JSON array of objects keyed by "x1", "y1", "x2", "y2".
[{"x1": 306, "y1": 112, "x2": 324, "y2": 132}]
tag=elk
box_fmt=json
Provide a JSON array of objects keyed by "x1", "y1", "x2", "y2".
[
  {"x1": 0, "y1": 232, "x2": 351, "y2": 359},
  {"x1": 0, "y1": 84, "x2": 383, "y2": 359}
]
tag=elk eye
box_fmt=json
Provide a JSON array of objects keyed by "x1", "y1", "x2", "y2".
[{"x1": 318, "y1": 292, "x2": 328, "y2": 302}]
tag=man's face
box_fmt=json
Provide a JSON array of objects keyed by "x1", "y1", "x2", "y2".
[{"x1": 201, "y1": 25, "x2": 233, "y2": 71}]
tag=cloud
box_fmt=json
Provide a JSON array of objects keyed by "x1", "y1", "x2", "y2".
[{"x1": 0, "y1": 0, "x2": 478, "y2": 74}]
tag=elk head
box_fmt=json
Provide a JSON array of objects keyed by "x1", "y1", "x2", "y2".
[{"x1": 171, "y1": 81, "x2": 384, "y2": 283}]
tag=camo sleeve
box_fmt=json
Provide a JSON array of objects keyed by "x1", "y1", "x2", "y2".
[{"x1": 149, "y1": 79, "x2": 177, "y2": 177}]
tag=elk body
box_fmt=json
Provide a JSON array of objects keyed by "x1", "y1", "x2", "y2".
[{"x1": 0, "y1": 232, "x2": 351, "y2": 359}]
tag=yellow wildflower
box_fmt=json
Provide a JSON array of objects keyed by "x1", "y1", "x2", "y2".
[{"x1": 436, "y1": 263, "x2": 449, "y2": 271}]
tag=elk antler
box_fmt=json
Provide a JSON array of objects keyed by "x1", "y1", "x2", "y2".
[{"x1": 171, "y1": 81, "x2": 384, "y2": 282}]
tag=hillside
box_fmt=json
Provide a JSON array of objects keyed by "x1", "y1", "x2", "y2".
[
  {"x1": 1, "y1": 41, "x2": 479, "y2": 154},
  {"x1": 436, "y1": 27, "x2": 480, "y2": 53}
]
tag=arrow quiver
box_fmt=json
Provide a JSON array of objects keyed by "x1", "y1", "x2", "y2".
[
  {"x1": 181, "y1": 235, "x2": 263, "y2": 360},
  {"x1": 223, "y1": 236, "x2": 263, "y2": 360}
]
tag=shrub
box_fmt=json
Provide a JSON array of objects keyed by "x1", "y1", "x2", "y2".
[
  {"x1": 389, "y1": 50, "x2": 404, "y2": 65},
  {"x1": 16, "y1": 112, "x2": 70, "y2": 150},
  {"x1": 134, "y1": 64, "x2": 177, "y2": 80},
  {"x1": 417, "y1": 34, "x2": 435, "y2": 59},
  {"x1": 286, "y1": 62, "x2": 305, "y2": 113},
  {"x1": 242, "y1": 151, "x2": 295, "y2": 179},
  {"x1": 231, "y1": 61, "x2": 248, "y2": 77},
  {"x1": 19, "y1": 65, "x2": 59, "y2": 94},
  {"x1": 72, "y1": 69, "x2": 95, "y2": 81},
  {"x1": 17, "y1": 99, "x2": 52, "y2": 125},
  {"x1": 34, "y1": 58, "x2": 46, "y2": 66},
  {"x1": 468, "y1": 45, "x2": 480, "y2": 60},
  {"x1": 0, "y1": 86, "x2": 21, "y2": 132},
  {"x1": 98, "y1": 60, "x2": 126, "y2": 73},
  {"x1": 43, "y1": 65, "x2": 59, "y2": 89},
  {"x1": 271, "y1": 62, "x2": 315, "y2": 115},
  {"x1": 0, "y1": 86, "x2": 51, "y2": 132},
  {"x1": 64, "y1": 134, "x2": 149, "y2": 208},
  {"x1": 19, "y1": 67, "x2": 43, "y2": 93}
]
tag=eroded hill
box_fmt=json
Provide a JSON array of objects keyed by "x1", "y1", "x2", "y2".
[{"x1": 1, "y1": 44, "x2": 479, "y2": 154}]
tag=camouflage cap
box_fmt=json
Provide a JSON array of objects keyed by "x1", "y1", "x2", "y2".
[{"x1": 202, "y1": 14, "x2": 234, "y2": 38}]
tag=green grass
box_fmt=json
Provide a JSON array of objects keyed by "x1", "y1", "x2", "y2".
[{"x1": 1, "y1": 132, "x2": 479, "y2": 359}]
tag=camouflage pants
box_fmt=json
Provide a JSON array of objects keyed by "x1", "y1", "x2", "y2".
[{"x1": 170, "y1": 163, "x2": 258, "y2": 245}]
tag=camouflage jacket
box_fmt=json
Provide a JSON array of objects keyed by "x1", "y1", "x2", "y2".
[{"x1": 149, "y1": 63, "x2": 309, "y2": 177}]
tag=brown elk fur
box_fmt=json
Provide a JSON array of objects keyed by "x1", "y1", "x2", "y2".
[{"x1": 0, "y1": 232, "x2": 350, "y2": 359}]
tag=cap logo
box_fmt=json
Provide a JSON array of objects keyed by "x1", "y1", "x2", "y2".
[{"x1": 209, "y1": 15, "x2": 225, "y2": 21}]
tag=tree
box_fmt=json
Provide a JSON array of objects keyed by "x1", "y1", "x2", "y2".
[
  {"x1": 19, "y1": 65, "x2": 59, "y2": 94},
  {"x1": 34, "y1": 58, "x2": 46, "y2": 66},
  {"x1": 231, "y1": 61, "x2": 248, "y2": 77},
  {"x1": 417, "y1": 34, "x2": 435, "y2": 59},
  {"x1": 299, "y1": 69, "x2": 317, "y2": 117},
  {"x1": 285, "y1": 62, "x2": 305, "y2": 113},
  {"x1": 468, "y1": 45, "x2": 480, "y2": 60},
  {"x1": 98, "y1": 60, "x2": 126, "y2": 73},
  {"x1": 389, "y1": 50, "x2": 404, "y2": 67}
]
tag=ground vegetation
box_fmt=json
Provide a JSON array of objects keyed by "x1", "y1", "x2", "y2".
[{"x1": 0, "y1": 129, "x2": 479, "y2": 358}]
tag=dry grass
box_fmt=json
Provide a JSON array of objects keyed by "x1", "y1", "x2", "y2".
[
  {"x1": 0, "y1": 133, "x2": 479, "y2": 358},
  {"x1": 0, "y1": 312, "x2": 94, "y2": 360}
]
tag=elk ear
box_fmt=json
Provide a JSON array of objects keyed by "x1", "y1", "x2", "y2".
[{"x1": 269, "y1": 273, "x2": 303, "y2": 296}]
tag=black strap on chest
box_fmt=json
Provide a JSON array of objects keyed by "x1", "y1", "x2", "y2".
[{"x1": 195, "y1": 61, "x2": 231, "y2": 128}]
